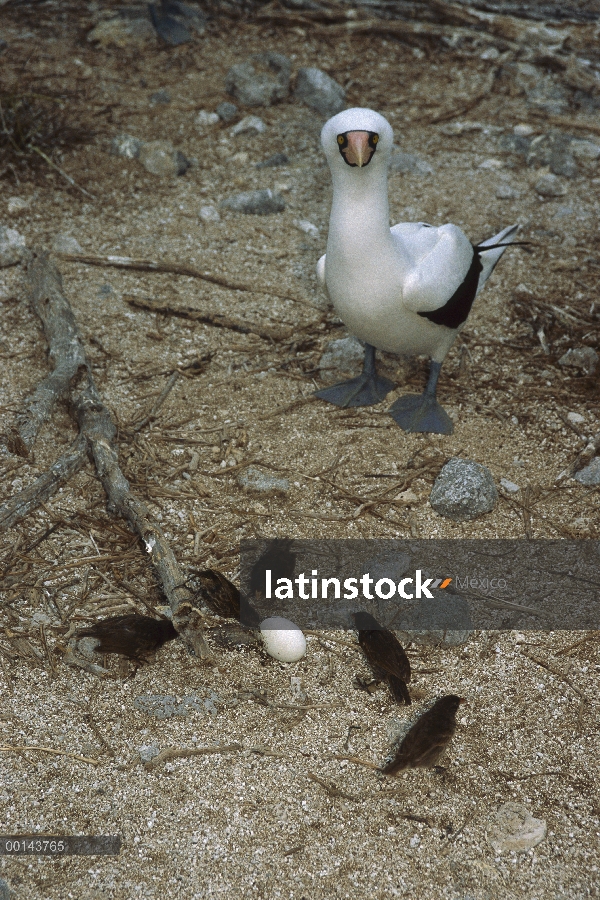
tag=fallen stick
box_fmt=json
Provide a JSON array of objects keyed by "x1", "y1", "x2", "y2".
[
  {"x1": 5, "y1": 250, "x2": 211, "y2": 661},
  {"x1": 143, "y1": 744, "x2": 243, "y2": 770},
  {"x1": 57, "y1": 252, "x2": 311, "y2": 306},
  {"x1": 124, "y1": 294, "x2": 293, "y2": 342},
  {"x1": 0, "y1": 745, "x2": 99, "y2": 765},
  {"x1": 0, "y1": 435, "x2": 87, "y2": 532},
  {"x1": 15, "y1": 253, "x2": 87, "y2": 453}
]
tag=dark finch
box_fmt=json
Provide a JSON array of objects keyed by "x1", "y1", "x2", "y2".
[
  {"x1": 76, "y1": 614, "x2": 178, "y2": 662},
  {"x1": 381, "y1": 694, "x2": 465, "y2": 774},
  {"x1": 191, "y1": 568, "x2": 241, "y2": 620},
  {"x1": 352, "y1": 611, "x2": 411, "y2": 705}
]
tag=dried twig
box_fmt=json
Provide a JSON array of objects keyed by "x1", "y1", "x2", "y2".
[
  {"x1": 124, "y1": 295, "x2": 294, "y2": 343},
  {"x1": 0, "y1": 745, "x2": 99, "y2": 765},
  {"x1": 57, "y1": 252, "x2": 310, "y2": 306},
  {"x1": 14, "y1": 254, "x2": 87, "y2": 453},
  {"x1": 307, "y1": 771, "x2": 358, "y2": 801},
  {"x1": 143, "y1": 744, "x2": 242, "y2": 770},
  {"x1": 521, "y1": 649, "x2": 589, "y2": 701},
  {"x1": 328, "y1": 753, "x2": 382, "y2": 772}
]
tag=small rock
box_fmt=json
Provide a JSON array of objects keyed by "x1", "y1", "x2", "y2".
[
  {"x1": 7, "y1": 197, "x2": 29, "y2": 215},
  {"x1": 574, "y1": 458, "x2": 600, "y2": 485},
  {"x1": 199, "y1": 205, "x2": 221, "y2": 224},
  {"x1": 487, "y1": 802, "x2": 547, "y2": 854},
  {"x1": 500, "y1": 478, "x2": 520, "y2": 493},
  {"x1": 139, "y1": 140, "x2": 189, "y2": 177},
  {"x1": 230, "y1": 115, "x2": 266, "y2": 136},
  {"x1": 527, "y1": 133, "x2": 576, "y2": 178},
  {"x1": 558, "y1": 346, "x2": 598, "y2": 375},
  {"x1": 570, "y1": 139, "x2": 600, "y2": 160},
  {"x1": 0, "y1": 225, "x2": 27, "y2": 267},
  {"x1": 220, "y1": 189, "x2": 285, "y2": 215},
  {"x1": 389, "y1": 150, "x2": 433, "y2": 176},
  {"x1": 498, "y1": 132, "x2": 532, "y2": 157},
  {"x1": 256, "y1": 152, "x2": 289, "y2": 168},
  {"x1": 151, "y1": 1, "x2": 205, "y2": 45},
  {"x1": 138, "y1": 744, "x2": 160, "y2": 763},
  {"x1": 216, "y1": 101, "x2": 238, "y2": 123},
  {"x1": 150, "y1": 89, "x2": 171, "y2": 105},
  {"x1": 52, "y1": 233, "x2": 83, "y2": 254},
  {"x1": 237, "y1": 466, "x2": 290, "y2": 495},
  {"x1": 293, "y1": 219, "x2": 319, "y2": 237},
  {"x1": 134, "y1": 693, "x2": 208, "y2": 719},
  {"x1": 430, "y1": 458, "x2": 498, "y2": 521},
  {"x1": 567, "y1": 412, "x2": 585, "y2": 425},
  {"x1": 319, "y1": 335, "x2": 364, "y2": 382},
  {"x1": 225, "y1": 52, "x2": 291, "y2": 107},
  {"x1": 98, "y1": 283, "x2": 113, "y2": 297},
  {"x1": 294, "y1": 67, "x2": 345, "y2": 117},
  {"x1": 440, "y1": 121, "x2": 485, "y2": 136},
  {"x1": 478, "y1": 157, "x2": 504, "y2": 170},
  {"x1": 111, "y1": 133, "x2": 143, "y2": 159},
  {"x1": 495, "y1": 182, "x2": 520, "y2": 200},
  {"x1": 534, "y1": 173, "x2": 566, "y2": 198},
  {"x1": 88, "y1": 16, "x2": 156, "y2": 50},
  {"x1": 194, "y1": 109, "x2": 220, "y2": 133},
  {"x1": 514, "y1": 124, "x2": 535, "y2": 137}
]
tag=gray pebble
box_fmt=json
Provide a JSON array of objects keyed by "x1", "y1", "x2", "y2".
[
  {"x1": 199, "y1": 205, "x2": 221, "y2": 224},
  {"x1": 216, "y1": 101, "x2": 238, "y2": 123},
  {"x1": 487, "y1": 802, "x2": 546, "y2": 854},
  {"x1": 319, "y1": 336, "x2": 364, "y2": 382},
  {"x1": 534, "y1": 173, "x2": 566, "y2": 198},
  {"x1": 500, "y1": 478, "x2": 520, "y2": 493},
  {"x1": 294, "y1": 67, "x2": 345, "y2": 117},
  {"x1": 150, "y1": 89, "x2": 171, "y2": 104},
  {"x1": 138, "y1": 744, "x2": 161, "y2": 763},
  {"x1": 52, "y1": 233, "x2": 83, "y2": 254},
  {"x1": 570, "y1": 139, "x2": 600, "y2": 160},
  {"x1": 495, "y1": 182, "x2": 520, "y2": 200},
  {"x1": 134, "y1": 693, "x2": 210, "y2": 719},
  {"x1": 430, "y1": 458, "x2": 498, "y2": 520},
  {"x1": 87, "y1": 16, "x2": 156, "y2": 50},
  {"x1": 225, "y1": 52, "x2": 290, "y2": 107},
  {"x1": 194, "y1": 110, "x2": 219, "y2": 133},
  {"x1": 389, "y1": 150, "x2": 433, "y2": 176},
  {"x1": 230, "y1": 115, "x2": 266, "y2": 136},
  {"x1": 110, "y1": 133, "x2": 143, "y2": 159},
  {"x1": 237, "y1": 466, "x2": 290, "y2": 495},
  {"x1": 98, "y1": 283, "x2": 114, "y2": 296},
  {"x1": 0, "y1": 225, "x2": 27, "y2": 267},
  {"x1": 256, "y1": 152, "x2": 289, "y2": 168},
  {"x1": 558, "y1": 346, "x2": 598, "y2": 375},
  {"x1": 498, "y1": 132, "x2": 532, "y2": 157},
  {"x1": 220, "y1": 189, "x2": 284, "y2": 215},
  {"x1": 574, "y1": 458, "x2": 600, "y2": 485},
  {"x1": 139, "y1": 140, "x2": 189, "y2": 177},
  {"x1": 527, "y1": 133, "x2": 576, "y2": 178}
]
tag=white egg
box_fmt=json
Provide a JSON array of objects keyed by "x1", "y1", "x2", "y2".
[{"x1": 260, "y1": 617, "x2": 306, "y2": 663}]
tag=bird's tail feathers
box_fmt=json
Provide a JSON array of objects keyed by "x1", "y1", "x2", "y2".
[{"x1": 475, "y1": 224, "x2": 519, "y2": 294}]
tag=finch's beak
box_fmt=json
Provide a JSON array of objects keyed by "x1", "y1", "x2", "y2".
[{"x1": 345, "y1": 131, "x2": 371, "y2": 167}]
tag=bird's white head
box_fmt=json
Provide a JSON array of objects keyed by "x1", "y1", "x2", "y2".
[{"x1": 321, "y1": 107, "x2": 394, "y2": 173}]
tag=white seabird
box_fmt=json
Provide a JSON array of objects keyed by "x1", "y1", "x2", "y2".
[{"x1": 316, "y1": 107, "x2": 519, "y2": 434}]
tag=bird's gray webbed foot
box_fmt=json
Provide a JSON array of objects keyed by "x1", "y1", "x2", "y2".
[
  {"x1": 388, "y1": 360, "x2": 453, "y2": 435},
  {"x1": 314, "y1": 344, "x2": 395, "y2": 408}
]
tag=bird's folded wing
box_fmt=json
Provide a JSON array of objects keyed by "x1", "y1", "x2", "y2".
[{"x1": 400, "y1": 224, "x2": 473, "y2": 313}]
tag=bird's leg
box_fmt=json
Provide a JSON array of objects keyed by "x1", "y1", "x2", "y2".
[
  {"x1": 314, "y1": 343, "x2": 396, "y2": 408},
  {"x1": 388, "y1": 360, "x2": 454, "y2": 435}
]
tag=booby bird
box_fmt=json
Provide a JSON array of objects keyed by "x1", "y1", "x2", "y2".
[{"x1": 315, "y1": 107, "x2": 518, "y2": 434}]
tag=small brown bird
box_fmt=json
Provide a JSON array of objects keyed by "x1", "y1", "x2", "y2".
[
  {"x1": 75, "y1": 614, "x2": 178, "y2": 662},
  {"x1": 352, "y1": 611, "x2": 411, "y2": 705},
  {"x1": 191, "y1": 568, "x2": 241, "y2": 620},
  {"x1": 381, "y1": 694, "x2": 465, "y2": 775}
]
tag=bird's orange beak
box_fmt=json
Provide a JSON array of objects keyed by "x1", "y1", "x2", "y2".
[{"x1": 345, "y1": 131, "x2": 371, "y2": 167}]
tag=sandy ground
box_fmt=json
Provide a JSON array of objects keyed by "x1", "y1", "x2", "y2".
[{"x1": 0, "y1": 2, "x2": 599, "y2": 898}]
